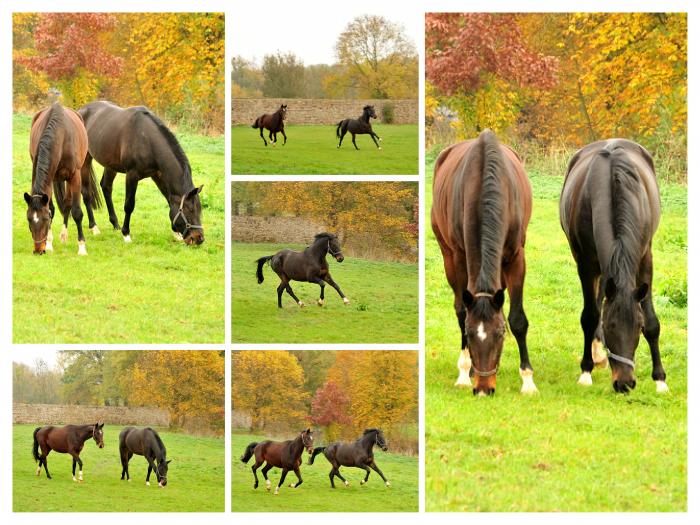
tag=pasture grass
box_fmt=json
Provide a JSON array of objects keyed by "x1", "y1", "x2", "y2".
[
  {"x1": 231, "y1": 124, "x2": 418, "y2": 175},
  {"x1": 425, "y1": 155, "x2": 687, "y2": 511},
  {"x1": 231, "y1": 432, "x2": 418, "y2": 512},
  {"x1": 12, "y1": 113, "x2": 225, "y2": 343},
  {"x1": 231, "y1": 242, "x2": 418, "y2": 343},
  {"x1": 13, "y1": 424, "x2": 224, "y2": 512}
]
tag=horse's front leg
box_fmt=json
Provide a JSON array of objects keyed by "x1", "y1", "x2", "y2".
[
  {"x1": 359, "y1": 465, "x2": 371, "y2": 485},
  {"x1": 281, "y1": 128, "x2": 287, "y2": 145},
  {"x1": 289, "y1": 466, "x2": 303, "y2": 488},
  {"x1": 369, "y1": 460, "x2": 390, "y2": 486},
  {"x1": 370, "y1": 132, "x2": 381, "y2": 149},
  {"x1": 275, "y1": 468, "x2": 289, "y2": 495},
  {"x1": 324, "y1": 274, "x2": 349, "y2": 305},
  {"x1": 121, "y1": 170, "x2": 140, "y2": 242},
  {"x1": 69, "y1": 172, "x2": 87, "y2": 255},
  {"x1": 73, "y1": 454, "x2": 84, "y2": 482},
  {"x1": 313, "y1": 278, "x2": 326, "y2": 306},
  {"x1": 260, "y1": 127, "x2": 267, "y2": 146},
  {"x1": 352, "y1": 134, "x2": 359, "y2": 150},
  {"x1": 100, "y1": 167, "x2": 121, "y2": 230},
  {"x1": 639, "y1": 250, "x2": 668, "y2": 392},
  {"x1": 146, "y1": 461, "x2": 154, "y2": 486}
]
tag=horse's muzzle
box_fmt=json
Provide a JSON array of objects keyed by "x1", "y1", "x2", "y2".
[
  {"x1": 98, "y1": 443, "x2": 104, "y2": 449},
  {"x1": 335, "y1": 254, "x2": 344, "y2": 263},
  {"x1": 184, "y1": 230, "x2": 204, "y2": 245},
  {"x1": 613, "y1": 378, "x2": 637, "y2": 393},
  {"x1": 33, "y1": 242, "x2": 46, "y2": 255}
]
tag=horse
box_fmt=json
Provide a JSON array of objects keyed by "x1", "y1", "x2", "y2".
[
  {"x1": 560, "y1": 139, "x2": 668, "y2": 393},
  {"x1": 24, "y1": 102, "x2": 101, "y2": 255},
  {"x1": 431, "y1": 130, "x2": 537, "y2": 396},
  {"x1": 32, "y1": 423, "x2": 104, "y2": 481},
  {"x1": 336, "y1": 105, "x2": 382, "y2": 150},
  {"x1": 119, "y1": 427, "x2": 171, "y2": 487},
  {"x1": 77, "y1": 101, "x2": 204, "y2": 245},
  {"x1": 255, "y1": 232, "x2": 350, "y2": 308},
  {"x1": 308, "y1": 428, "x2": 391, "y2": 488},
  {"x1": 240, "y1": 428, "x2": 314, "y2": 495},
  {"x1": 252, "y1": 104, "x2": 287, "y2": 146}
]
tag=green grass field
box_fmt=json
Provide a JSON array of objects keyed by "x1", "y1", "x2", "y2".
[
  {"x1": 13, "y1": 424, "x2": 224, "y2": 512},
  {"x1": 13, "y1": 113, "x2": 224, "y2": 343},
  {"x1": 232, "y1": 432, "x2": 418, "y2": 512},
  {"x1": 231, "y1": 124, "x2": 418, "y2": 174},
  {"x1": 425, "y1": 155, "x2": 687, "y2": 511},
  {"x1": 232, "y1": 242, "x2": 418, "y2": 343}
]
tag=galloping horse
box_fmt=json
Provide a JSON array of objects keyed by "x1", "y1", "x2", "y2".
[
  {"x1": 431, "y1": 130, "x2": 537, "y2": 396},
  {"x1": 336, "y1": 105, "x2": 382, "y2": 150},
  {"x1": 119, "y1": 427, "x2": 171, "y2": 486},
  {"x1": 309, "y1": 428, "x2": 391, "y2": 488},
  {"x1": 560, "y1": 139, "x2": 667, "y2": 393},
  {"x1": 240, "y1": 428, "x2": 314, "y2": 495},
  {"x1": 78, "y1": 101, "x2": 204, "y2": 245},
  {"x1": 252, "y1": 104, "x2": 288, "y2": 146},
  {"x1": 32, "y1": 423, "x2": 105, "y2": 481},
  {"x1": 256, "y1": 232, "x2": 350, "y2": 308},
  {"x1": 24, "y1": 102, "x2": 100, "y2": 255}
]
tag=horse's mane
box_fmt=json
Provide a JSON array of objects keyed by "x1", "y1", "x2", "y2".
[
  {"x1": 314, "y1": 232, "x2": 336, "y2": 241},
  {"x1": 140, "y1": 110, "x2": 192, "y2": 181},
  {"x1": 147, "y1": 427, "x2": 167, "y2": 458},
  {"x1": 33, "y1": 103, "x2": 63, "y2": 195},
  {"x1": 362, "y1": 428, "x2": 379, "y2": 435}
]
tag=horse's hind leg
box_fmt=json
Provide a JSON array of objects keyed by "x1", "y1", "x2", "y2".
[
  {"x1": 369, "y1": 460, "x2": 390, "y2": 486},
  {"x1": 41, "y1": 454, "x2": 52, "y2": 479},
  {"x1": 276, "y1": 281, "x2": 286, "y2": 308},
  {"x1": 324, "y1": 274, "x2": 349, "y2": 305},
  {"x1": 281, "y1": 276, "x2": 304, "y2": 307},
  {"x1": 576, "y1": 263, "x2": 600, "y2": 386},
  {"x1": 69, "y1": 172, "x2": 87, "y2": 255},
  {"x1": 71, "y1": 453, "x2": 84, "y2": 482},
  {"x1": 275, "y1": 468, "x2": 289, "y2": 495},
  {"x1": 359, "y1": 465, "x2": 371, "y2": 485},
  {"x1": 338, "y1": 128, "x2": 346, "y2": 148},
  {"x1": 334, "y1": 465, "x2": 348, "y2": 487},
  {"x1": 352, "y1": 133, "x2": 359, "y2": 150},
  {"x1": 640, "y1": 251, "x2": 668, "y2": 392},
  {"x1": 100, "y1": 167, "x2": 121, "y2": 230},
  {"x1": 504, "y1": 251, "x2": 537, "y2": 394},
  {"x1": 289, "y1": 466, "x2": 303, "y2": 488},
  {"x1": 329, "y1": 468, "x2": 336, "y2": 488},
  {"x1": 260, "y1": 127, "x2": 267, "y2": 146},
  {"x1": 261, "y1": 462, "x2": 272, "y2": 491}
]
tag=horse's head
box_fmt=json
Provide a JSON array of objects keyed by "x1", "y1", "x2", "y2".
[
  {"x1": 93, "y1": 423, "x2": 105, "y2": 449},
  {"x1": 23, "y1": 192, "x2": 51, "y2": 254},
  {"x1": 280, "y1": 104, "x2": 288, "y2": 120},
  {"x1": 602, "y1": 278, "x2": 648, "y2": 393},
  {"x1": 301, "y1": 428, "x2": 314, "y2": 455},
  {"x1": 374, "y1": 429, "x2": 388, "y2": 452},
  {"x1": 364, "y1": 105, "x2": 377, "y2": 119},
  {"x1": 170, "y1": 185, "x2": 204, "y2": 245},
  {"x1": 327, "y1": 234, "x2": 344, "y2": 262},
  {"x1": 463, "y1": 289, "x2": 507, "y2": 395},
  {"x1": 156, "y1": 459, "x2": 171, "y2": 487}
]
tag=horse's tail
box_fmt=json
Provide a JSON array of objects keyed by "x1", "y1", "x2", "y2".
[
  {"x1": 308, "y1": 446, "x2": 326, "y2": 465},
  {"x1": 252, "y1": 117, "x2": 260, "y2": 129},
  {"x1": 32, "y1": 427, "x2": 41, "y2": 463},
  {"x1": 52, "y1": 178, "x2": 66, "y2": 211},
  {"x1": 336, "y1": 121, "x2": 344, "y2": 138},
  {"x1": 84, "y1": 158, "x2": 103, "y2": 210},
  {"x1": 256, "y1": 255, "x2": 273, "y2": 284},
  {"x1": 240, "y1": 442, "x2": 258, "y2": 463}
]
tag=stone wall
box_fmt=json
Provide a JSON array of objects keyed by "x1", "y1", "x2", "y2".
[
  {"x1": 231, "y1": 215, "x2": 326, "y2": 244},
  {"x1": 232, "y1": 98, "x2": 418, "y2": 126},
  {"x1": 13, "y1": 403, "x2": 169, "y2": 426}
]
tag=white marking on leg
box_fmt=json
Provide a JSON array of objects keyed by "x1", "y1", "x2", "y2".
[
  {"x1": 78, "y1": 241, "x2": 87, "y2": 256},
  {"x1": 173, "y1": 231, "x2": 183, "y2": 241},
  {"x1": 73, "y1": 476, "x2": 77, "y2": 482},
  {"x1": 298, "y1": 300, "x2": 305, "y2": 308},
  {"x1": 519, "y1": 368, "x2": 538, "y2": 394},
  {"x1": 146, "y1": 481, "x2": 150, "y2": 486},
  {"x1": 32, "y1": 212, "x2": 38, "y2": 223},
  {"x1": 274, "y1": 487, "x2": 279, "y2": 495},
  {"x1": 455, "y1": 349, "x2": 472, "y2": 387},
  {"x1": 378, "y1": 146, "x2": 382, "y2": 150},
  {"x1": 343, "y1": 297, "x2": 350, "y2": 305},
  {"x1": 577, "y1": 371, "x2": 593, "y2": 386},
  {"x1": 79, "y1": 470, "x2": 83, "y2": 481},
  {"x1": 36, "y1": 466, "x2": 41, "y2": 476},
  {"x1": 318, "y1": 298, "x2": 324, "y2": 306},
  {"x1": 592, "y1": 339, "x2": 608, "y2": 368},
  {"x1": 344, "y1": 480, "x2": 349, "y2": 487},
  {"x1": 60, "y1": 225, "x2": 68, "y2": 243},
  {"x1": 385, "y1": 480, "x2": 391, "y2": 487},
  {"x1": 91, "y1": 225, "x2": 101, "y2": 235},
  {"x1": 123, "y1": 234, "x2": 132, "y2": 243},
  {"x1": 656, "y1": 380, "x2": 669, "y2": 393},
  {"x1": 360, "y1": 479, "x2": 366, "y2": 485},
  {"x1": 477, "y1": 322, "x2": 487, "y2": 341}
]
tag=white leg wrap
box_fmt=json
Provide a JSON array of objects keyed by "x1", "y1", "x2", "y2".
[
  {"x1": 123, "y1": 234, "x2": 132, "y2": 243},
  {"x1": 578, "y1": 371, "x2": 593, "y2": 386},
  {"x1": 91, "y1": 225, "x2": 101, "y2": 235},
  {"x1": 656, "y1": 380, "x2": 669, "y2": 393},
  {"x1": 36, "y1": 467, "x2": 41, "y2": 476},
  {"x1": 519, "y1": 369, "x2": 538, "y2": 394},
  {"x1": 455, "y1": 349, "x2": 472, "y2": 387},
  {"x1": 343, "y1": 297, "x2": 350, "y2": 305},
  {"x1": 46, "y1": 230, "x2": 54, "y2": 252},
  {"x1": 78, "y1": 241, "x2": 87, "y2": 256}
]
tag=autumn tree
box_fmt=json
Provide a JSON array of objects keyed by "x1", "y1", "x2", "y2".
[
  {"x1": 310, "y1": 380, "x2": 351, "y2": 442},
  {"x1": 13, "y1": 360, "x2": 62, "y2": 404},
  {"x1": 289, "y1": 350, "x2": 337, "y2": 399},
  {"x1": 60, "y1": 350, "x2": 108, "y2": 405},
  {"x1": 232, "y1": 351, "x2": 308, "y2": 432},
  {"x1": 262, "y1": 52, "x2": 306, "y2": 98},
  {"x1": 232, "y1": 56, "x2": 263, "y2": 98}
]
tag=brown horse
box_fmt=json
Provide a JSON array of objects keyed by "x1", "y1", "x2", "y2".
[
  {"x1": 431, "y1": 130, "x2": 536, "y2": 396},
  {"x1": 24, "y1": 102, "x2": 99, "y2": 255},
  {"x1": 32, "y1": 423, "x2": 105, "y2": 481},
  {"x1": 240, "y1": 428, "x2": 314, "y2": 495},
  {"x1": 252, "y1": 104, "x2": 287, "y2": 146},
  {"x1": 560, "y1": 139, "x2": 667, "y2": 393}
]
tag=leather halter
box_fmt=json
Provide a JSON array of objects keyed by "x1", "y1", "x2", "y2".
[
  {"x1": 606, "y1": 347, "x2": 636, "y2": 369},
  {"x1": 327, "y1": 240, "x2": 342, "y2": 257},
  {"x1": 172, "y1": 193, "x2": 203, "y2": 234},
  {"x1": 470, "y1": 291, "x2": 499, "y2": 377}
]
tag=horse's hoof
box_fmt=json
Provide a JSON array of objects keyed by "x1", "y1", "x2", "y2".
[
  {"x1": 378, "y1": 147, "x2": 382, "y2": 150},
  {"x1": 344, "y1": 481, "x2": 349, "y2": 487},
  {"x1": 91, "y1": 225, "x2": 101, "y2": 235},
  {"x1": 519, "y1": 369, "x2": 538, "y2": 394},
  {"x1": 385, "y1": 480, "x2": 391, "y2": 487},
  {"x1": 146, "y1": 481, "x2": 150, "y2": 486},
  {"x1": 318, "y1": 299, "x2": 324, "y2": 307},
  {"x1": 274, "y1": 489, "x2": 279, "y2": 495},
  {"x1": 123, "y1": 234, "x2": 132, "y2": 243},
  {"x1": 577, "y1": 372, "x2": 593, "y2": 386},
  {"x1": 78, "y1": 241, "x2": 87, "y2": 256},
  {"x1": 360, "y1": 479, "x2": 365, "y2": 485},
  {"x1": 73, "y1": 476, "x2": 77, "y2": 482},
  {"x1": 656, "y1": 380, "x2": 670, "y2": 393},
  {"x1": 343, "y1": 297, "x2": 350, "y2": 306},
  {"x1": 298, "y1": 301, "x2": 305, "y2": 308},
  {"x1": 36, "y1": 468, "x2": 41, "y2": 476},
  {"x1": 288, "y1": 483, "x2": 295, "y2": 488}
]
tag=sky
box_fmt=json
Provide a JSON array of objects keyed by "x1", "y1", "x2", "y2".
[
  {"x1": 231, "y1": 5, "x2": 421, "y2": 66},
  {"x1": 13, "y1": 349, "x2": 59, "y2": 369}
]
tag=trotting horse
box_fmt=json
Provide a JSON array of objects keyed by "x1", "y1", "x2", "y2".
[
  {"x1": 336, "y1": 105, "x2": 382, "y2": 150},
  {"x1": 308, "y1": 428, "x2": 391, "y2": 488},
  {"x1": 431, "y1": 129, "x2": 537, "y2": 396},
  {"x1": 256, "y1": 232, "x2": 350, "y2": 308},
  {"x1": 119, "y1": 427, "x2": 171, "y2": 487},
  {"x1": 560, "y1": 139, "x2": 668, "y2": 393},
  {"x1": 78, "y1": 101, "x2": 204, "y2": 245},
  {"x1": 32, "y1": 423, "x2": 105, "y2": 481},
  {"x1": 240, "y1": 428, "x2": 314, "y2": 495},
  {"x1": 24, "y1": 102, "x2": 100, "y2": 255},
  {"x1": 252, "y1": 104, "x2": 288, "y2": 146}
]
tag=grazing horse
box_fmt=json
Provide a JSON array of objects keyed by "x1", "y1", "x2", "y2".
[
  {"x1": 240, "y1": 428, "x2": 314, "y2": 495},
  {"x1": 24, "y1": 102, "x2": 100, "y2": 255},
  {"x1": 336, "y1": 105, "x2": 382, "y2": 150},
  {"x1": 119, "y1": 427, "x2": 171, "y2": 487},
  {"x1": 32, "y1": 423, "x2": 105, "y2": 481},
  {"x1": 78, "y1": 101, "x2": 204, "y2": 245},
  {"x1": 256, "y1": 232, "x2": 350, "y2": 308},
  {"x1": 560, "y1": 139, "x2": 667, "y2": 393},
  {"x1": 309, "y1": 428, "x2": 391, "y2": 488},
  {"x1": 431, "y1": 130, "x2": 536, "y2": 396},
  {"x1": 252, "y1": 104, "x2": 288, "y2": 146}
]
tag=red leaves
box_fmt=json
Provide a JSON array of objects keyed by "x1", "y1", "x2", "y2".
[{"x1": 310, "y1": 380, "x2": 352, "y2": 427}]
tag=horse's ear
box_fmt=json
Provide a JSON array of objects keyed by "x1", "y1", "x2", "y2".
[
  {"x1": 23, "y1": 192, "x2": 31, "y2": 204},
  {"x1": 99, "y1": 423, "x2": 104, "y2": 429},
  {"x1": 605, "y1": 278, "x2": 617, "y2": 301},
  {"x1": 166, "y1": 460, "x2": 172, "y2": 464},
  {"x1": 493, "y1": 289, "x2": 505, "y2": 310},
  {"x1": 40, "y1": 193, "x2": 49, "y2": 205},
  {"x1": 635, "y1": 282, "x2": 649, "y2": 302},
  {"x1": 187, "y1": 185, "x2": 203, "y2": 199},
  {"x1": 463, "y1": 290, "x2": 474, "y2": 309}
]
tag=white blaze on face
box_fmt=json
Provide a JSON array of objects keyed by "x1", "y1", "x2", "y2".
[
  {"x1": 32, "y1": 212, "x2": 38, "y2": 224},
  {"x1": 477, "y1": 322, "x2": 487, "y2": 341}
]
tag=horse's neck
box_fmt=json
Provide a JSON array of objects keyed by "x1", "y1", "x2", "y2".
[
  {"x1": 307, "y1": 240, "x2": 328, "y2": 261},
  {"x1": 289, "y1": 436, "x2": 303, "y2": 457},
  {"x1": 156, "y1": 146, "x2": 190, "y2": 197},
  {"x1": 359, "y1": 112, "x2": 370, "y2": 123},
  {"x1": 76, "y1": 426, "x2": 94, "y2": 443},
  {"x1": 360, "y1": 434, "x2": 375, "y2": 453}
]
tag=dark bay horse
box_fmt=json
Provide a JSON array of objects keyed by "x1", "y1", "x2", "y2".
[
  {"x1": 560, "y1": 139, "x2": 667, "y2": 393},
  {"x1": 78, "y1": 101, "x2": 204, "y2": 245},
  {"x1": 256, "y1": 232, "x2": 350, "y2": 308},
  {"x1": 240, "y1": 428, "x2": 314, "y2": 495},
  {"x1": 24, "y1": 102, "x2": 100, "y2": 255},
  {"x1": 119, "y1": 427, "x2": 171, "y2": 486},
  {"x1": 431, "y1": 130, "x2": 536, "y2": 396},
  {"x1": 32, "y1": 423, "x2": 104, "y2": 481},
  {"x1": 252, "y1": 104, "x2": 287, "y2": 146},
  {"x1": 309, "y1": 428, "x2": 391, "y2": 488},
  {"x1": 336, "y1": 105, "x2": 381, "y2": 150}
]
